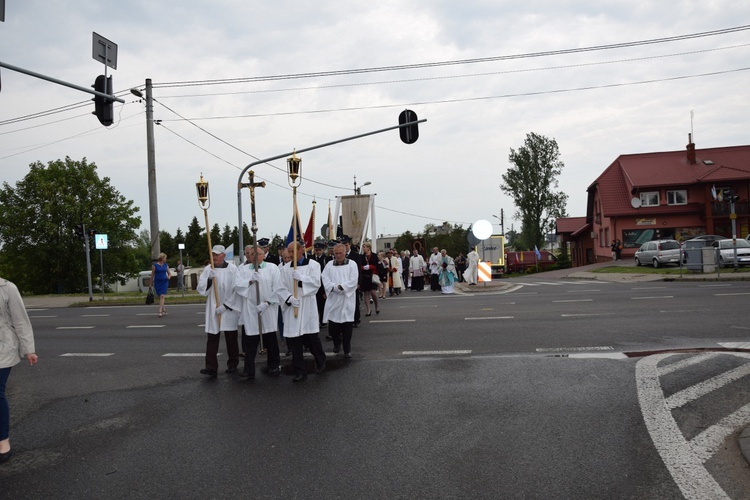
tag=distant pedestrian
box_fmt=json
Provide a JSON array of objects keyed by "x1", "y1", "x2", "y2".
[
  {"x1": 176, "y1": 259, "x2": 185, "y2": 292},
  {"x1": 615, "y1": 239, "x2": 623, "y2": 261},
  {"x1": 464, "y1": 249, "x2": 479, "y2": 285},
  {"x1": 151, "y1": 253, "x2": 171, "y2": 317},
  {"x1": 455, "y1": 252, "x2": 467, "y2": 282},
  {"x1": 611, "y1": 240, "x2": 618, "y2": 261}
]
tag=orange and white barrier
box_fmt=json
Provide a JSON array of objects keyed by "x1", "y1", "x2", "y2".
[{"x1": 478, "y1": 261, "x2": 492, "y2": 282}]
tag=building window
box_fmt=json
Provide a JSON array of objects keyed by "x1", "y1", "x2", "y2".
[
  {"x1": 667, "y1": 190, "x2": 687, "y2": 205},
  {"x1": 640, "y1": 191, "x2": 659, "y2": 207}
]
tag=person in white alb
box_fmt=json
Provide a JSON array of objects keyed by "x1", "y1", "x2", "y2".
[
  {"x1": 235, "y1": 245, "x2": 282, "y2": 379},
  {"x1": 278, "y1": 241, "x2": 326, "y2": 382},
  {"x1": 428, "y1": 247, "x2": 442, "y2": 291},
  {"x1": 321, "y1": 243, "x2": 359, "y2": 357},
  {"x1": 464, "y1": 248, "x2": 479, "y2": 286},
  {"x1": 197, "y1": 245, "x2": 242, "y2": 377}
]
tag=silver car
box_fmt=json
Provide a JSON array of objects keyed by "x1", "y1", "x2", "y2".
[
  {"x1": 713, "y1": 238, "x2": 750, "y2": 267},
  {"x1": 634, "y1": 240, "x2": 682, "y2": 268}
]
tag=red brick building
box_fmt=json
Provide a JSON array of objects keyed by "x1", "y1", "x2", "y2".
[{"x1": 557, "y1": 138, "x2": 750, "y2": 266}]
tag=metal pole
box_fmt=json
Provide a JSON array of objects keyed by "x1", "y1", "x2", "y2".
[
  {"x1": 84, "y1": 225, "x2": 93, "y2": 302},
  {"x1": 731, "y1": 199, "x2": 738, "y2": 271},
  {"x1": 144, "y1": 79, "x2": 160, "y2": 263},
  {"x1": 179, "y1": 248, "x2": 185, "y2": 297},
  {"x1": 236, "y1": 118, "x2": 426, "y2": 258},
  {"x1": 99, "y1": 249, "x2": 105, "y2": 300}
]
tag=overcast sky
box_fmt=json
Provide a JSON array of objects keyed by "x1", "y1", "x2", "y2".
[{"x1": 1, "y1": 1, "x2": 749, "y2": 246}]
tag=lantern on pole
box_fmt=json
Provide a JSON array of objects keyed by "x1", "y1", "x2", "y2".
[
  {"x1": 287, "y1": 151, "x2": 302, "y2": 318},
  {"x1": 196, "y1": 173, "x2": 221, "y2": 327}
]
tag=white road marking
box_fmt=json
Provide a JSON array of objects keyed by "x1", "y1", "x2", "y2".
[
  {"x1": 714, "y1": 292, "x2": 750, "y2": 296},
  {"x1": 658, "y1": 353, "x2": 721, "y2": 376},
  {"x1": 565, "y1": 289, "x2": 601, "y2": 293},
  {"x1": 163, "y1": 353, "x2": 207, "y2": 357},
  {"x1": 636, "y1": 353, "x2": 740, "y2": 499},
  {"x1": 632, "y1": 296, "x2": 673, "y2": 300},
  {"x1": 560, "y1": 313, "x2": 613, "y2": 317},
  {"x1": 729, "y1": 326, "x2": 750, "y2": 331},
  {"x1": 720, "y1": 340, "x2": 750, "y2": 347},
  {"x1": 126, "y1": 325, "x2": 167, "y2": 328},
  {"x1": 56, "y1": 326, "x2": 95, "y2": 330},
  {"x1": 690, "y1": 402, "x2": 750, "y2": 463},
  {"x1": 82, "y1": 314, "x2": 110, "y2": 317},
  {"x1": 465, "y1": 316, "x2": 514, "y2": 320},
  {"x1": 697, "y1": 284, "x2": 733, "y2": 288},
  {"x1": 61, "y1": 353, "x2": 114, "y2": 357},
  {"x1": 665, "y1": 355, "x2": 750, "y2": 409},
  {"x1": 632, "y1": 286, "x2": 667, "y2": 290},
  {"x1": 28, "y1": 315, "x2": 57, "y2": 318},
  {"x1": 402, "y1": 350, "x2": 471, "y2": 355},
  {"x1": 553, "y1": 299, "x2": 593, "y2": 303},
  {"x1": 369, "y1": 319, "x2": 416, "y2": 323},
  {"x1": 536, "y1": 346, "x2": 613, "y2": 353}
]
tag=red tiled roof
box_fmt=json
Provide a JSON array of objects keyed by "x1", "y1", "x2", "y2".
[
  {"x1": 588, "y1": 144, "x2": 750, "y2": 217},
  {"x1": 556, "y1": 217, "x2": 587, "y2": 234}
]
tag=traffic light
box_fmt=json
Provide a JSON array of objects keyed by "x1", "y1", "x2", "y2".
[
  {"x1": 398, "y1": 109, "x2": 419, "y2": 144},
  {"x1": 723, "y1": 189, "x2": 740, "y2": 203},
  {"x1": 74, "y1": 224, "x2": 84, "y2": 238},
  {"x1": 92, "y1": 75, "x2": 113, "y2": 126},
  {"x1": 88, "y1": 228, "x2": 97, "y2": 238}
]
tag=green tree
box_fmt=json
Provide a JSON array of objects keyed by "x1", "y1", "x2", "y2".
[
  {"x1": 501, "y1": 133, "x2": 568, "y2": 250},
  {"x1": 0, "y1": 157, "x2": 141, "y2": 293},
  {"x1": 185, "y1": 216, "x2": 204, "y2": 267}
]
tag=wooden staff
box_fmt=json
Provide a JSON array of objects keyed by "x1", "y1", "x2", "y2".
[
  {"x1": 196, "y1": 174, "x2": 221, "y2": 329},
  {"x1": 246, "y1": 170, "x2": 266, "y2": 353},
  {"x1": 292, "y1": 185, "x2": 299, "y2": 318}
]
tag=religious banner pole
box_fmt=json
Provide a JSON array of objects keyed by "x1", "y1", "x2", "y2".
[{"x1": 196, "y1": 174, "x2": 221, "y2": 329}]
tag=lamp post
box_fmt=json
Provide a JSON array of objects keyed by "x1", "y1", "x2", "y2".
[
  {"x1": 196, "y1": 174, "x2": 221, "y2": 327},
  {"x1": 287, "y1": 151, "x2": 302, "y2": 318}
]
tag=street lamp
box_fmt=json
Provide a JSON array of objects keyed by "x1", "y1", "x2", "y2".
[{"x1": 353, "y1": 175, "x2": 371, "y2": 195}]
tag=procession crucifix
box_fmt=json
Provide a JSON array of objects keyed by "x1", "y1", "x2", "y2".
[{"x1": 246, "y1": 170, "x2": 266, "y2": 353}]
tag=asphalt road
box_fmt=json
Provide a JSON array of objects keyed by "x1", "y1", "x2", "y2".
[{"x1": 2, "y1": 281, "x2": 749, "y2": 499}]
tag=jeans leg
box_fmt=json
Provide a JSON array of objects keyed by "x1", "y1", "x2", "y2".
[{"x1": 0, "y1": 367, "x2": 12, "y2": 441}]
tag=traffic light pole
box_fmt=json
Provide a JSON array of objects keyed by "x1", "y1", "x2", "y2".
[
  {"x1": 143, "y1": 79, "x2": 160, "y2": 263},
  {"x1": 235, "y1": 117, "x2": 425, "y2": 262},
  {"x1": 0, "y1": 60, "x2": 125, "y2": 103},
  {"x1": 82, "y1": 224, "x2": 94, "y2": 302}
]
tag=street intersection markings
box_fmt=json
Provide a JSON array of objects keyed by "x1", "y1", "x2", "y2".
[{"x1": 636, "y1": 352, "x2": 750, "y2": 499}]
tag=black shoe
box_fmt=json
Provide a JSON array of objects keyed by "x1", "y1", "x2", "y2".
[
  {"x1": 261, "y1": 366, "x2": 280, "y2": 376},
  {"x1": 344, "y1": 352, "x2": 353, "y2": 358},
  {"x1": 315, "y1": 364, "x2": 325, "y2": 374},
  {"x1": 285, "y1": 350, "x2": 292, "y2": 356},
  {"x1": 293, "y1": 374, "x2": 307, "y2": 382},
  {"x1": 325, "y1": 335, "x2": 333, "y2": 340},
  {"x1": 239, "y1": 371, "x2": 255, "y2": 379},
  {"x1": 333, "y1": 345, "x2": 340, "y2": 354},
  {"x1": 225, "y1": 367, "x2": 238, "y2": 374},
  {"x1": 0, "y1": 449, "x2": 12, "y2": 464},
  {"x1": 200, "y1": 368, "x2": 218, "y2": 378}
]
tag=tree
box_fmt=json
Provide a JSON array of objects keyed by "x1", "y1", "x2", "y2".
[
  {"x1": 0, "y1": 157, "x2": 141, "y2": 294},
  {"x1": 185, "y1": 216, "x2": 204, "y2": 267},
  {"x1": 501, "y1": 133, "x2": 569, "y2": 250}
]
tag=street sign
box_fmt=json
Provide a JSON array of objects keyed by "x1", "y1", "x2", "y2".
[
  {"x1": 92, "y1": 32, "x2": 118, "y2": 70},
  {"x1": 95, "y1": 234, "x2": 108, "y2": 250}
]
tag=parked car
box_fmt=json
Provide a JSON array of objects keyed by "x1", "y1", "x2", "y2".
[
  {"x1": 713, "y1": 238, "x2": 750, "y2": 267},
  {"x1": 685, "y1": 235, "x2": 728, "y2": 246},
  {"x1": 634, "y1": 240, "x2": 682, "y2": 268},
  {"x1": 505, "y1": 250, "x2": 557, "y2": 273}
]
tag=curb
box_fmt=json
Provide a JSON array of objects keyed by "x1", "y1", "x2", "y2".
[{"x1": 740, "y1": 426, "x2": 750, "y2": 466}]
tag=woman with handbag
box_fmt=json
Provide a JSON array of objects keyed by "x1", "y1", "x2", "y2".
[
  {"x1": 150, "y1": 253, "x2": 171, "y2": 317},
  {"x1": 359, "y1": 243, "x2": 380, "y2": 316}
]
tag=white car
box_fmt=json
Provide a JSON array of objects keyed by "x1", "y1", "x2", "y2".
[{"x1": 714, "y1": 239, "x2": 750, "y2": 267}]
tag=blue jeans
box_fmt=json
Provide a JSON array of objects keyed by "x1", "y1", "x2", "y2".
[{"x1": 0, "y1": 367, "x2": 11, "y2": 441}]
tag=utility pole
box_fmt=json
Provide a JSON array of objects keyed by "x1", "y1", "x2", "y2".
[{"x1": 142, "y1": 79, "x2": 160, "y2": 262}]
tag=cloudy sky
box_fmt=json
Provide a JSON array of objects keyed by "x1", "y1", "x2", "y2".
[{"x1": 1, "y1": 1, "x2": 749, "y2": 245}]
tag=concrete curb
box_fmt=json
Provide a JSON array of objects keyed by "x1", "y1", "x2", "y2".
[{"x1": 740, "y1": 426, "x2": 750, "y2": 466}]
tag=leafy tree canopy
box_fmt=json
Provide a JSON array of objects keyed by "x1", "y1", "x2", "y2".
[
  {"x1": 0, "y1": 157, "x2": 141, "y2": 293},
  {"x1": 501, "y1": 132, "x2": 568, "y2": 250}
]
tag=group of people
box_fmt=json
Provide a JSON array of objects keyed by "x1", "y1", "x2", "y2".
[
  {"x1": 611, "y1": 239, "x2": 623, "y2": 261},
  {"x1": 196, "y1": 238, "x2": 360, "y2": 383}
]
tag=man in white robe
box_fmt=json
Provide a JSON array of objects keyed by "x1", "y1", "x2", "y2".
[
  {"x1": 235, "y1": 245, "x2": 282, "y2": 379},
  {"x1": 321, "y1": 243, "x2": 359, "y2": 357},
  {"x1": 464, "y1": 248, "x2": 479, "y2": 285},
  {"x1": 278, "y1": 242, "x2": 326, "y2": 382},
  {"x1": 409, "y1": 250, "x2": 426, "y2": 291},
  {"x1": 197, "y1": 245, "x2": 242, "y2": 377}
]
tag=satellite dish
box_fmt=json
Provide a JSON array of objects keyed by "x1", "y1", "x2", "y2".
[
  {"x1": 630, "y1": 197, "x2": 642, "y2": 209},
  {"x1": 472, "y1": 219, "x2": 493, "y2": 240}
]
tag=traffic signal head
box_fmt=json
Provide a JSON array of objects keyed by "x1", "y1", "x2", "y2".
[
  {"x1": 92, "y1": 75, "x2": 114, "y2": 126},
  {"x1": 74, "y1": 224, "x2": 84, "y2": 238},
  {"x1": 398, "y1": 109, "x2": 419, "y2": 144}
]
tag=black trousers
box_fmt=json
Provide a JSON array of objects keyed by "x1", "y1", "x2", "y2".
[
  {"x1": 205, "y1": 330, "x2": 239, "y2": 373},
  {"x1": 287, "y1": 334, "x2": 326, "y2": 376},
  {"x1": 329, "y1": 321, "x2": 353, "y2": 354},
  {"x1": 316, "y1": 288, "x2": 326, "y2": 325},
  {"x1": 241, "y1": 329, "x2": 281, "y2": 377},
  {"x1": 430, "y1": 273, "x2": 440, "y2": 291}
]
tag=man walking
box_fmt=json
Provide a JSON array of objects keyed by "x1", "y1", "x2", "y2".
[
  {"x1": 197, "y1": 245, "x2": 242, "y2": 377},
  {"x1": 235, "y1": 245, "x2": 282, "y2": 379},
  {"x1": 321, "y1": 243, "x2": 359, "y2": 357},
  {"x1": 428, "y1": 247, "x2": 441, "y2": 291},
  {"x1": 278, "y1": 241, "x2": 326, "y2": 382}
]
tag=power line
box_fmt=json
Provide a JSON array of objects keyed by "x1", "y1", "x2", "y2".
[{"x1": 153, "y1": 24, "x2": 750, "y2": 89}]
